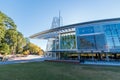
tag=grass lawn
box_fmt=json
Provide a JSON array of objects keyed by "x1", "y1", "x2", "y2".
[{"x1": 0, "y1": 62, "x2": 120, "y2": 80}]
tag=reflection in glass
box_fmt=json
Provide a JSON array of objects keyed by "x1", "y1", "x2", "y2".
[
  {"x1": 60, "y1": 33, "x2": 76, "y2": 49},
  {"x1": 103, "y1": 23, "x2": 120, "y2": 49},
  {"x1": 79, "y1": 35, "x2": 96, "y2": 49}
]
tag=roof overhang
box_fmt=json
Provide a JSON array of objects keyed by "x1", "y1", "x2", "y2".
[{"x1": 29, "y1": 18, "x2": 120, "y2": 39}]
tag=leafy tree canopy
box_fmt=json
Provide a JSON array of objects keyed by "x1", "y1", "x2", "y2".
[
  {"x1": 0, "y1": 11, "x2": 16, "y2": 29},
  {"x1": 0, "y1": 43, "x2": 10, "y2": 54},
  {"x1": 0, "y1": 11, "x2": 43, "y2": 56}
]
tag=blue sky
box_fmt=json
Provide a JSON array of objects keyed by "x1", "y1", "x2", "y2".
[{"x1": 0, "y1": 0, "x2": 120, "y2": 50}]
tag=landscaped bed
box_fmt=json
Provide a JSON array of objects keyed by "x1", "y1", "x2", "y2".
[{"x1": 0, "y1": 62, "x2": 120, "y2": 80}]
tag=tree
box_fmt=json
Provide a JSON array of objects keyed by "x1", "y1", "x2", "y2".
[
  {"x1": 0, "y1": 11, "x2": 17, "y2": 54},
  {"x1": 4, "y1": 17, "x2": 17, "y2": 30},
  {"x1": 23, "y1": 50, "x2": 29, "y2": 55},
  {"x1": 0, "y1": 12, "x2": 6, "y2": 43},
  {"x1": 0, "y1": 43, "x2": 10, "y2": 55},
  {"x1": 23, "y1": 42, "x2": 44, "y2": 55},
  {"x1": 0, "y1": 24, "x2": 6, "y2": 43},
  {"x1": 38, "y1": 49, "x2": 44, "y2": 55},
  {"x1": 16, "y1": 32, "x2": 26, "y2": 54},
  {"x1": 0, "y1": 11, "x2": 16, "y2": 30},
  {"x1": 0, "y1": 11, "x2": 43, "y2": 56},
  {"x1": 23, "y1": 38, "x2": 30, "y2": 51},
  {"x1": 28, "y1": 43, "x2": 40, "y2": 54},
  {"x1": 4, "y1": 29, "x2": 18, "y2": 54}
]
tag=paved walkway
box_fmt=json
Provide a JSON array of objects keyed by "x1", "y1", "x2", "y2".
[
  {"x1": 0, "y1": 58, "x2": 44, "y2": 65},
  {"x1": 0, "y1": 55, "x2": 55, "y2": 65}
]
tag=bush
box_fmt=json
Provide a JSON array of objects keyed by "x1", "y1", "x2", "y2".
[{"x1": 23, "y1": 50, "x2": 29, "y2": 56}]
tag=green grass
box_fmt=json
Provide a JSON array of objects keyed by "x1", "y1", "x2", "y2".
[{"x1": 0, "y1": 62, "x2": 120, "y2": 80}]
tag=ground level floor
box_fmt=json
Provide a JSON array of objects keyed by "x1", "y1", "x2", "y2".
[{"x1": 46, "y1": 52, "x2": 120, "y2": 62}]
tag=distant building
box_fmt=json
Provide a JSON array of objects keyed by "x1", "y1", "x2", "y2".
[{"x1": 30, "y1": 18, "x2": 120, "y2": 61}]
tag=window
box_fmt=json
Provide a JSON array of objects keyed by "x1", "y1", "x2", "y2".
[
  {"x1": 95, "y1": 34, "x2": 105, "y2": 50},
  {"x1": 106, "y1": 37, "x2": 114, "y2": 49},
  {"x1": 78, "y1": 35, "x2": 96, "y2": 50},
  {"x1": 60, "y1": 33, "x2": 76, "y2": 49},
  {"x1": 76, "y1": 26, "x2": 94, "y2": 35},
  {"x1": 113, "y1": 37, "x2": 120, "y2": 47}
]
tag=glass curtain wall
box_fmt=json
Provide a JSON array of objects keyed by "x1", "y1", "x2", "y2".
[
  {"x1": 103, "y1": 24, "x2": 120, "y2": 50},
  {"x1": 60, "y1": 32, "x2": 76, "y2": 49},
  {"x1": 46, "y1": 38, "x2": 59, "y2": 51},
  {"x1": 77, "y1": 34, "x2": 105, "y2": 50},
  {"x1": 95, "y1": 34, "x2": 106, "y2": 50},
  {"x1": 78, "y1": 35, "x2": 96, "y2": 50},
  {"x1": 76, "y1": 26, "x2": 105, "y2": 51}
]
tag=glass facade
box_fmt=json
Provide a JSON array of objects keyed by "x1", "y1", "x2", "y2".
[
  {"x1": 103, "y1": 24, "x2": 120, "y2": 50},
  {"x1": 76, "y1": 26, "x2": 94, "y2": 35},
  {"x1": 77, "y1": 34, "x2": 105, "y2": 50},
  {"x1": 31, "y1": 18, "x2": 120, "y2": 61},
  {"x1": 46, "y1": 38, "x2": 59, "y2": 51},
  {"x1": 78, "y1": 35, "x2": 96, "y2": 49},
  {"x1": 60, "y1": 32, "x2": 76, "y2": 49},
  {"x1": 76, "y1": 23, "x2": 120, "y2": 52},
  {"x1": 95, "y1": 34, "x2": 106, "y2": 50},
  {"x1": 76, "y1": 25, "x2": 106, "y2": 51},
  {"x1": 46, "y1": 20, "x2": 120, "y2": 52}
]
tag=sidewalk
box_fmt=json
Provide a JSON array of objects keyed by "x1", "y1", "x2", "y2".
[
  {"x1": 0, "y1": 55, "x2": 56, "y2": 65},
  {"x1": 0, "y1": 55, "x2": 44, "y2": 65},
  {"x1": 8, "y1": 55, "x2": 43, "y2": 61}
]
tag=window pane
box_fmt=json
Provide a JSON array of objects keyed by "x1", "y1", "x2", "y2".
[
  {"x1": 78, "y1": 35, "x2": 96, "y2": 50},
  {"x1": 114, "y1": 37, "x2": 120, "y2": 47},
  {"x1": 95, "y1": 34, "x2": 105, "y2": 50},
  {"x1": 106, "y1": 37, "x2": 114, "y2": 49}
]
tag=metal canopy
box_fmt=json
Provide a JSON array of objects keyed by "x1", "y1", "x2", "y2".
[{"x1": 30, "y1": 18, "x2": 120, "y2": 39}]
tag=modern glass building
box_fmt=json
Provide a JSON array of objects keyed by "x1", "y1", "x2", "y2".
[{"x1": 30, "y1": 18, "x2": 120, "y2": 61}]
